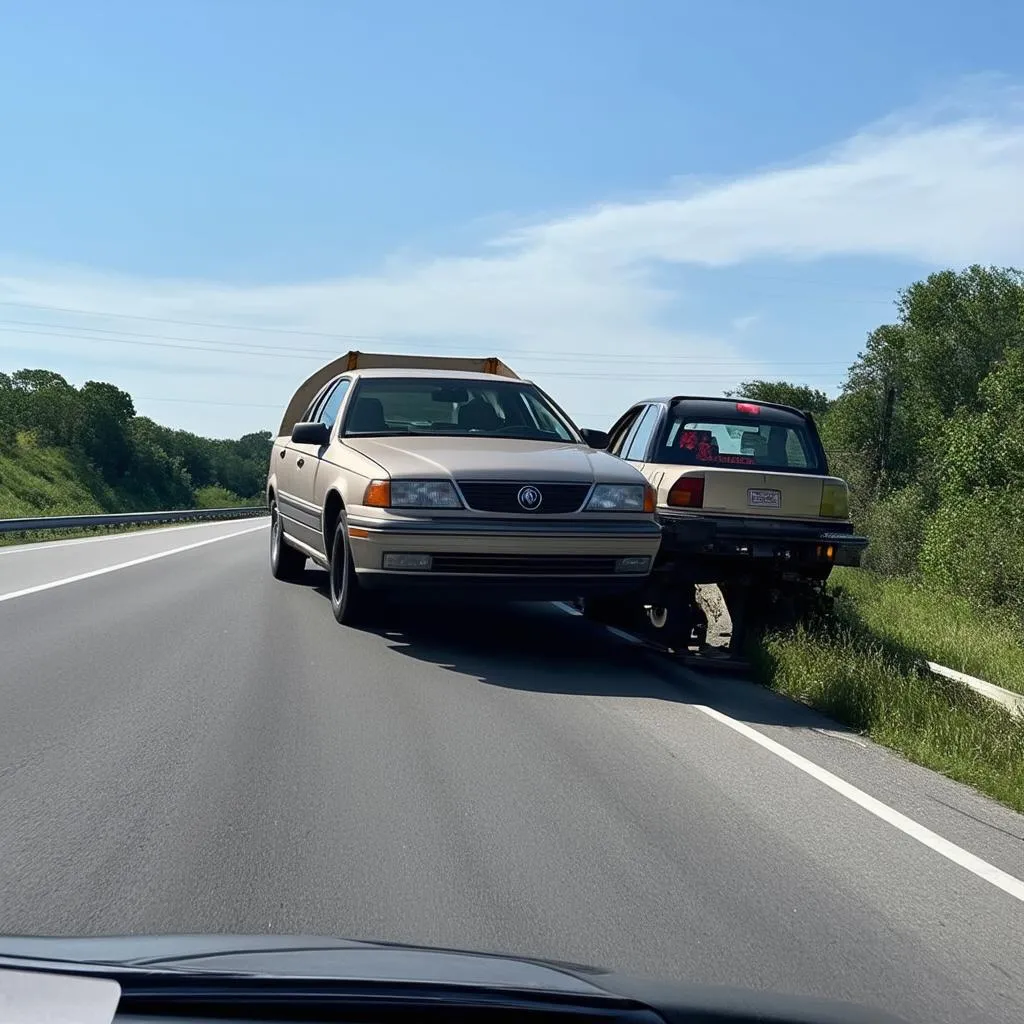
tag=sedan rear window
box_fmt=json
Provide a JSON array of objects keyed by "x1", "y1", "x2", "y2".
[
  {"x1": 343, "y1": 377, "x2": 577, "y2": 442},
  {"x1": 659, "y1": 415, "x2": 823, "y2": 472}
]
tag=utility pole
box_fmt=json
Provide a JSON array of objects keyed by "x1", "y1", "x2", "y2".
[{"x1": 876, "y1": 384, "x2": 897, "y2": 496}]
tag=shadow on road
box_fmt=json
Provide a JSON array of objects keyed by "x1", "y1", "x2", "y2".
[{"x1": 300, "y1": 568, "x2": 852, "y2": 733}]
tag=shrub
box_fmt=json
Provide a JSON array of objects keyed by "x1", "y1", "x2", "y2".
[
  {"x1": 860, "y1": 484, "x2": 929, "y2": 577},
  {"x1": 194, "y1": 485, "x2": 242, "y2": 509},
  {"x1": 920, "y1": 489, "x2": 1024, "y2": 615}
]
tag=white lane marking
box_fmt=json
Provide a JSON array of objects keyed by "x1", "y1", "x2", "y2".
[
  {"x1": 0, "y1": 524, "x2": 266, "y2": 604},
  {"x1": 554, "y1": 601, "x2": 648, "y2": 647},
  {"x1": 557, "y1": 602, "x2": 1024, "y2": 904},
  {"x1": 0, "y1": 518, "x2": 262, "y2": 556},
  {"x1": 693, "y1": 703, "x2": 1024, "y2": 904}
]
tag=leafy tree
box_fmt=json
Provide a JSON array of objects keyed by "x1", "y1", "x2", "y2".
[
  {"x1": 837, "y1": 266, "x2": 1024, "y2": 493},
  {"x1": 725, "y1": 380, "x2": 832, "y2": 416},
  {"x1": 7, "y1": 369, "x2": 82, "y2": 447},
  {"x1": 0, "y1": 367, "x2": 272, "y2": 513},
  {"x1": 0, "y1": 371, "x2": 15, "y2": 442},
  {"x1": 78, "y1": 380, "x2": 136, "y2": 482},
  {"x1": 934, "y1": 348, "x2": 1024, "y2": 498}
]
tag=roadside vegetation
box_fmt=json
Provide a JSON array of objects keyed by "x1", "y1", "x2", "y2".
[
  {"x1": 735, "y1": 265, "x2": 1024, "y2": 808},
  {"x1": 749, "y1": 597, "x2": 1024, "y2": 812},
  {"x1": 829, "y1": 569, "x2": 1024, "y2": 697},
  {"x1": 0, "y1": 370, "x2": 271, "y2": 520}
]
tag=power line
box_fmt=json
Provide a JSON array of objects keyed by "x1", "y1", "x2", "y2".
[
  {"x1": 0, "y1": 321, "x2": 855, "y2": 369},
  {"x1": 2, "y1": 330, "x2": 844, "y2": 383},
  {"x1": 0, "y1": 299, "x2": 381, "y2": 343},
  {"x1": 0, "y1": 282, "x2": 896, "y2": 340},
  {"x1": 136, "y1": 396, "x2": 283, "y2": 409}
]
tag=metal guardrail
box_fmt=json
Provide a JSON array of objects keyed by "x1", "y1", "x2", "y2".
[
  {"x1": 927, "y1": 661, "x2": 1024, "y2": 718},
  {"x1": 0, "y1": 506, "x2": 268, "y2": 534}
]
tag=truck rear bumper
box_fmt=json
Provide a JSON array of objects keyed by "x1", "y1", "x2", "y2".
[{"x1": 656, "y1": 510, "x2": 867, "y2": 578}]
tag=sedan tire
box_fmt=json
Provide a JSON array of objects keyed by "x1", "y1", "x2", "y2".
[
  {"x1": 329, "y1": 514, "x2": 371, "y2": 625},
  {"x1": 270, "y1": 500, "x2": 306, "y2": 581}
]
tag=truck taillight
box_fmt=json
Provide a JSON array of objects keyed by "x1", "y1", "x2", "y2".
[
  {"x1": 819, "y1": 480, "x2": 849, "y2": 518},
  {"x1": 668, "y1": 475, "x2": 705, "y2": 508}
]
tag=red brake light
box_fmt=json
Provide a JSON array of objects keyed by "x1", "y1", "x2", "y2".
[
  {"x1": 667, "y1": 475, "x2": 705, "y2": 508},
  {"x1": 736, "y1": 402, "x2": 760, "y2": 414}
]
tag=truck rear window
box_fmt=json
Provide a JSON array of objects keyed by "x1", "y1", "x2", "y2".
[{"x1": 659, "y1": 415, "x2": 823, "y2": 472}]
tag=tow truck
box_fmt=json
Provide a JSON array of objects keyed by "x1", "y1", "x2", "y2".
[{"x1": 581, "y1": 395, "x2": 868, "y2": 656}]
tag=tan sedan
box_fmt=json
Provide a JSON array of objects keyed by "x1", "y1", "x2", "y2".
[{"x1": 267, "y1": 352, "x2": 661, "y2": 624}]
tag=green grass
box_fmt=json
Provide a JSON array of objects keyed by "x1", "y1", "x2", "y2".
[
  {"x1": 749, "y1": 589, "x2": 1024, "y2": 812},
  {"x1": 830, "y1": 568, "x2": 1024, "y2": 696},
  {"x1": 0, "y1": 436, "x2": 264, "y2": 547},
  {"x1": 0, "y1": 439, "x2": 116, "y2": 518}
]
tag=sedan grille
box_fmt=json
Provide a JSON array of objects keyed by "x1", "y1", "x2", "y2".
[
  {"x1": 429, "y1": 554, "x2": 619, "y2": 575},
  {"x1": 456, "y1": 481, "x2": 590, "y2": 514}
]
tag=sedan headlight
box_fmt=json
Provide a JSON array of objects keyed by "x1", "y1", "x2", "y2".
[
  {"x1": 585, "y1": 483, "x2": 653, "y2": 512},
  {"x1": 365, "y1": 479, "x2": 463, "y2": 509}
]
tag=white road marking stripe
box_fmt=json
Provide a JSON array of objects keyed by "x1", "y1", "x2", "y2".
[
  {"x1": 0, "y1": 518, "x2": 262, "y2": 557},
  {"x1": 556, "y1": 602, "x2": 1024, "y2": 904},
  {"x1": 0, "y1": 524, "x2": 266, "y2": 604},
  {"x1": 691, "y1": 703, "x2": 1024, "y2": 903}
]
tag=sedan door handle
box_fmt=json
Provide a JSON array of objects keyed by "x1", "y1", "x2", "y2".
[{"x1": 296, "y1": 457, "x2": 305, "y2": 468}]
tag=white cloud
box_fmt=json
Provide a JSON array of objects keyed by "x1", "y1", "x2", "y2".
[
  {"x1": 731, "y1": 314, "x2": 761, "y2": 335},
  {"x1": 2, "y1": 83, "x2": 1023, "y2": 436}
]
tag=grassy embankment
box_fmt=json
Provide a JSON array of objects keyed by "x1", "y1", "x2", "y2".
[
  {"x1": 750, "y1": 568, "x2": 1024, "y2": 812},
  {"x1": 0, "y1": 442, "x2": 260, "y2": 548}
]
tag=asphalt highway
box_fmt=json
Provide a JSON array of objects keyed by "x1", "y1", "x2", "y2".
[{"x1": 1, "y1": 521, "x2": 1023, "y2": 1023}]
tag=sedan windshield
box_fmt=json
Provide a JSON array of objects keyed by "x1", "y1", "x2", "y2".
[{"x1": 342, "y1": 377, "x2": 578, "y2": 442}]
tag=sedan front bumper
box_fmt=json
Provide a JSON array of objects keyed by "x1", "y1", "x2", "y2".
[{"x1": 344, "y1": 513, "x2": 662, "y2": 599}]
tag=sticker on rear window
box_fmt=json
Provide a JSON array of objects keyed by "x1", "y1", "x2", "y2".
[{"x1": 678, "y1": 430, "x2": 756, "y2": 465}]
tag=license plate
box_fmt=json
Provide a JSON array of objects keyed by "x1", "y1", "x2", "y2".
[{"x1": 748, "y1": 488, "x2": 781, "y2": 509}]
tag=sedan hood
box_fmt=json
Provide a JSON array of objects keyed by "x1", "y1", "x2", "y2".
[{"x1": 344, "y1": 436, "x2": 642, "y2": 484}]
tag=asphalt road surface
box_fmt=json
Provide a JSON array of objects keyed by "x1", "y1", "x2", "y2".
[{"x1": 2, "y1": 521, "x2": 1023, "y2": 1023}]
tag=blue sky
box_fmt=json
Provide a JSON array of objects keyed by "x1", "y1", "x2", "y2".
[{"x1": 2, "y1": 0, "x2": 1023, "y2": 437}]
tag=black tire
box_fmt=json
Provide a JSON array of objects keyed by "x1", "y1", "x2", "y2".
[
  {"x1": 328, "y1": 514, "x2": 371, "y2": 625},
  {"x1": 270, "y1": 500, "x2": 306, "y2": 581},
  {"x1": 642, "y1": 596, "x2": 699, "y2": 650}
]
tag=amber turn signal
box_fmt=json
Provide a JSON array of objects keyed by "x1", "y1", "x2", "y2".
[{"x1": 363, "y1": 480, "x2": 391, "y2": 507}]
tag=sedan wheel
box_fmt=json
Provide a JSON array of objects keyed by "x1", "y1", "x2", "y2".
[
  {"x1": 329, "y1": 516, "x2": 370, "y2": 624},
  {"x1": 269, "y1": 501, "x2": 306, "y2": 581}
]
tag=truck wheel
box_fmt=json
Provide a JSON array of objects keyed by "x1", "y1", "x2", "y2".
[
  {"x1": 270, "y1": 500, "x2": 306, "y2": 581},
  {"x1": 328, "y1": 516, "x2": 371, "y2": 625},
  {"x1": 643, "y1": 596, "x2": 703, "y2": 651}
]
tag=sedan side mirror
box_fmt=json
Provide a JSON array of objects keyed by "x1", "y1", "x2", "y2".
[
  {"x1": 291, "y1": 421, "x2": 331, "y2": 446},
  {"x1": 580, "y1": 428, "x2": 610, "y2": 450}
]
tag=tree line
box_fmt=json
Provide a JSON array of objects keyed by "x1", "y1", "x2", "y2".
[
  {"x1": 0, "y1": 369, "x2": 271, "y2": 511},
  {"x1": 732, "y1": 264, "x2": 1024, "y2": 615}
]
